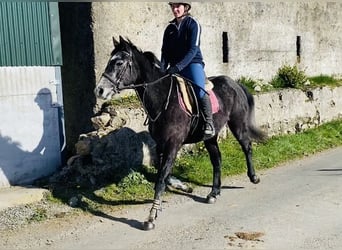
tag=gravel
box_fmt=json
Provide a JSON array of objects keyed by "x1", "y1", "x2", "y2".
[{"x1": 0, "y1": 197, "x2": 74, "y2": 232}]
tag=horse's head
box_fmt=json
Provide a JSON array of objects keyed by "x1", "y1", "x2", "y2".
[{"x1": 95, "y1": 36, "x2": 139, "y2": 100}]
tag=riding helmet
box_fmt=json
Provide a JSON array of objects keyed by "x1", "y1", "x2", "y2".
[{"x1": 168, "y1": 2, "x2": 191, "y2": 11}]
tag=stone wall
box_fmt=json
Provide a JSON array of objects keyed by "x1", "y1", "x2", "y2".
[
  {"x1": 123, "y1": 86, "x2": 342, "y2": 135},
  {"x1": 254, "y1": 86, "x2": 342, "y2": 135},
  {"x1": 87, "y1": 86, "x2": 342, "y2": 168},
  {"x1": 55, "y1": 86, "x2": 341, "y2": 187}
]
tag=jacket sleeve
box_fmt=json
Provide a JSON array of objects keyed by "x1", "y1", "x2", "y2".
[
  {"x1": 161, "y1": 29, "x2": 169, "y2": 72},
  {"x1": 160, "y1": 54, "x2": 168, "y2": 73},
  {"x1": 175, "y1": 18, "x2": 201, "y2": 71}
]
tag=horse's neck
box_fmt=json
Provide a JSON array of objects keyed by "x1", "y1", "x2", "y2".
[{"x1": 136, "y1": 76, "x2": 174, "y2": 118}]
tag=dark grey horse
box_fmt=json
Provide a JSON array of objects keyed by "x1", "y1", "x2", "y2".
[{"x1": 94, "y1": 36, "x2": 266, "y2": 230}]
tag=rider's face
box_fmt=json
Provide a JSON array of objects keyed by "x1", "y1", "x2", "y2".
[{"x1": 170, "y1": 3, "x2": 186, "y2": 18}]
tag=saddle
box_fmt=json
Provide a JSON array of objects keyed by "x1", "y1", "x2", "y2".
[{"x1": 175, "y1": 76, "x2": 219, "y2": 116}]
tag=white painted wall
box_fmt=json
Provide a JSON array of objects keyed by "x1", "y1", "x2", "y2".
[{"x1": 0, "y1": 67, "x2": 65, "y2": 187}]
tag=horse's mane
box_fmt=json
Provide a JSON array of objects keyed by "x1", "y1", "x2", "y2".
[{"x1": 143, "y1": 51, "x2": 161, "y2": 68}]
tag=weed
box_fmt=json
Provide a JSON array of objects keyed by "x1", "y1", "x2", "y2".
[
  {"x1": 270, "y1": 64, "x2": 308, "y2": 89},
  {"x1": 238, "y1": 77, "x2": 273, "y2": 93},
  {"x1": 93, "y1": 171, "x2": 154, "y2": 202},
  {"x1": 105, "y1": 94, "x2": 140, "y2": 108},
  {"x1": 27, "y1": 207, "x2": 48, "y2": 223},
  {"x1": 118, "y1": 171, "x2": 149, "y2": 189},
  {"x1": 238, "y1": 77, "x2": 257, "y2": 93}
]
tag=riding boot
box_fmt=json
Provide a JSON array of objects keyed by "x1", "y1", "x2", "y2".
[{"x1": 199, "y1": 94, "x2": 215, "y2": 139}]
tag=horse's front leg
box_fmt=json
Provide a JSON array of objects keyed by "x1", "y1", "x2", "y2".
[
  {"x1": 143, "y1": 145, "x2": 178, "y2": 230},
  {"x1": 204, "y1": 138, "x2": 222, "y2": 204}
]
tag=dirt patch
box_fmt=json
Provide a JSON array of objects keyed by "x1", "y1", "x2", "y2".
[
  {"x1": 225, "y1": 231, "x2": 265, "y2": 248},
  {"x1": 235, "y1": 231, "x2": 265, "y2": 241}
]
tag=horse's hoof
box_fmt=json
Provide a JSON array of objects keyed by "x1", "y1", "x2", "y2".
[
  {"x1": 251, "y1": 175, "x2": 260, "y2": 184},
  {"x1": 206, "y1": 195, "x2": 216, "y2": 204},
  {"x1": 143, "y1": 221, "x2": 155, "y2": 231},
  {"x1": 185, "y1": 187, "x2": 193, "y2": 193}
]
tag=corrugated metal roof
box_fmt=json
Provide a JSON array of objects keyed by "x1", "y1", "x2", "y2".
[{"x1": 0, "y1": 2, "x2": 62, "y2": 66}]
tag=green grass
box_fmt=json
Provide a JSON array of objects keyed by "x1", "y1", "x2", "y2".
[
  {"x1": 26, "y1": 207, "x2": 48, "y2": 223},
  {"x1": 172, "y1": 120, "x2": 342, "y2": 185},
  {"x1": 104, "y1": 94, "x2": 141, "y2": 109},
  {"x1": 94, "y1": 171, "x2": 154, "y2": 202},
  {"x1": 308, "y1": 75, "x2": 342, "y2": 88}
]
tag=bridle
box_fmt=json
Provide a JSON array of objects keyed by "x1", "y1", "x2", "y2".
[
  {"x1": 100, "y1": 49, "x2": 174, "y2": 123},
  {"x1": 101, "y1": 50, "x2": 133, "y2": 92},
  {"x1": 101, "y1": 50, "x2": 170, "y2": 91}
]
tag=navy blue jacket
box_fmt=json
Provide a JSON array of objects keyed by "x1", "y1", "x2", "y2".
[{"x1": 161, "y1": 15, "x2": 204, "y2": 72}]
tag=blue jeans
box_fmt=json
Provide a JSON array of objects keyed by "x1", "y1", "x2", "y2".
[{"x1": 179, "y1": 63, "x2": 206, "y2": 98}]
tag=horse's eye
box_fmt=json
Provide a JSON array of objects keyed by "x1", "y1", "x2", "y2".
[{"x1": 115, "y1": 60, "x2": 124, "y2": 67}]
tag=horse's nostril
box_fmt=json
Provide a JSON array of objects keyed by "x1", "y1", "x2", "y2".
[{"x1": 98, "y1": 87, "x2": 104, "y2": 96}]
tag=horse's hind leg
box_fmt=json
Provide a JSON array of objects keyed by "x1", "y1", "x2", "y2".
[
  {"x1": 204, "y1": 137, "x2": 222, "y2": 204},
  {"x1": 228, "y1": 123, "x2": 260, "y2": 184}
]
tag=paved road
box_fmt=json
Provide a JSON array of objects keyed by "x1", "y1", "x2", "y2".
[{"x1": 2, "y1": 147, "x2": 342, "y2": 249}]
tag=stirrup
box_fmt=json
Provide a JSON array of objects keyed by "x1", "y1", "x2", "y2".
[{"x1": 203, "y1": 123, "x2": 215, "y2": 138}]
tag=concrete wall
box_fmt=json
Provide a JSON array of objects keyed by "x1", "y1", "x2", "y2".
[
  {"x1": 59, "y1": 2, "x2": 342, "y2": 157},
  {"x1": 92, "y1": 2, "x2": 342, "y2": 81}
]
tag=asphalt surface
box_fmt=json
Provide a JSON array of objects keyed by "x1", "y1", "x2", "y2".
[{"x1": 1, "y1": 147, "x2": 342, "y2": 249}]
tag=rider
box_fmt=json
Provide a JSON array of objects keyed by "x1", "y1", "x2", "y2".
[{"x1": 161, "y1": 2, "x2": 215, "y2": 139}]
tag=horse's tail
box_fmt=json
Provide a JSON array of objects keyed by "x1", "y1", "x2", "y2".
[{"x1": 240, "y1": 84, "x2": 267, "y2": 142}]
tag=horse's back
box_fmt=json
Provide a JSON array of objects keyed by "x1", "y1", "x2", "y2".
[
  {"x1": 209, "y1": 75, "x2": 250, "y2": 107},
  {"x1": 209, "y1": 75, "x2": 242, "y2": 91}
]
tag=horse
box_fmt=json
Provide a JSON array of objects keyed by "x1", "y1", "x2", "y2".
[{"x1": 94, "y1": 36, "x2": 267, "y2": 230}]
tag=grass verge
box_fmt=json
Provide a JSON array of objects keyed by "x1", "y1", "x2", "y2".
[
  {"x1": 173, "y1": 119, "x2": 342, "y2": 185},
  {"x1": 47, "y1": 119, "x2": 342, "y2": 213}
]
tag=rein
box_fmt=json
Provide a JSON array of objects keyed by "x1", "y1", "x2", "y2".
[
  {"x1": 140, "y1": 76, "x2": 174, "y2": 124},
  {"x1": 101, "y1": 49, "x2": 178, "y2": 124},
  {"x1": 102, "y1": 70, "x2": 174, "y2": 123},
  {"x1": 102, "y1": 70, "x2": 170, "y2": 91}
]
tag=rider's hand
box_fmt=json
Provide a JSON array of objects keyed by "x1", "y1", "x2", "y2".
[{"x1": 167, "y1": 66, "x2": 179, "y2": 75}]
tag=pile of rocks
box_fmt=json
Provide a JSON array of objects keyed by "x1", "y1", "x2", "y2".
[{"x1": 50, "y1": 105, "x2": 156, "y2": 187}]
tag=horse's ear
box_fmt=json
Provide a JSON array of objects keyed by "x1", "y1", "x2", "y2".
[
  {"x1": 119, "y1": 36, "x2": 132, "y2": 53},
  {"x1": 119, "y1": 35, "x2": 126, "y2": 45},
  {"x1": 112, "y1": 37, "x2": 119, "y2": 47}
]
